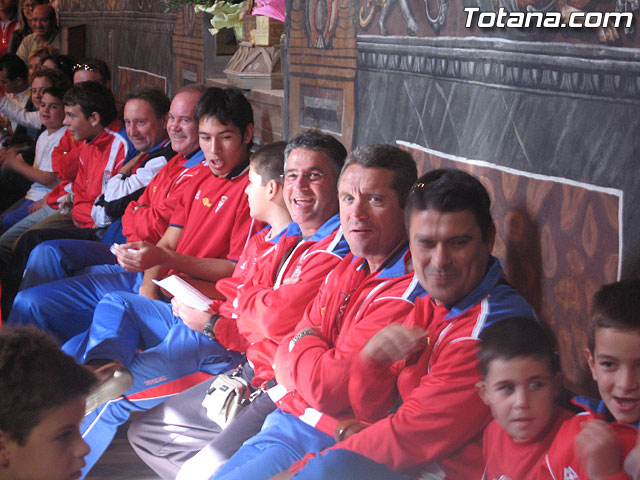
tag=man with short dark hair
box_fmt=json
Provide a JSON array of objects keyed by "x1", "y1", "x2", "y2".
[
  {"x1": 0, "y1": 52, "x2": 29, "y2": 135},
  {"x1": 281, "y1": 169, "x2": 535, "y2": 480},
  {"x1": 206, "y1": 144, "x2": 425, "y2": 480},
  {"x1": 0, "y1": 52, "x2": 31, "y2": 213}
]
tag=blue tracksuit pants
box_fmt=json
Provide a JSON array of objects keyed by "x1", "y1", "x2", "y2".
[
  {"x1": 7, "y1": 264, "x2": 140, "y2": 343},
  {"x1": 64, "y1": 290, "x2": 242, "y2": 478}
]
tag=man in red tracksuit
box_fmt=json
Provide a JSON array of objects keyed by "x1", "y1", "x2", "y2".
[
  {"x1": 208, "y1": 144, "x2": 423, "y2": 480},
  {"x1": 127, "y1": 131, "x2": 351, "y2": 480},
  {"x1": 15, "y1": 85, "x2": 207, "y2": 289},
  {"x1": 283, "y1": 168, "x2": 534, "y2": 480}
]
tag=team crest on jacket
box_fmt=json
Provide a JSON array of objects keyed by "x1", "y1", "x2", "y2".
[
  {"x1": 215, "y1": 195, "x2": 228, "y2": 213},
  {"x1": 563, "y1": 467, "x2": 579, "y2": 480},
  {"x1": 202, "y1": 198, "x2": 212, "y2": 208}
]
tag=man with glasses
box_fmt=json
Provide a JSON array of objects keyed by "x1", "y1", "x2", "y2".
[
  {"x1": 8, "y1": 0, "x2": 46, "y2": 54},
  {"x1": 72, "y1": 58, "x2": 111, "y2": 91},
  {"x1": 16, "y1": 3, "x2": 58, "y2": 63}
]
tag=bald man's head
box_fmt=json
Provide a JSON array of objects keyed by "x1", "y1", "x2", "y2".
[{"x1": 31, "y1": 4, "x2": 55, "y2": 39}]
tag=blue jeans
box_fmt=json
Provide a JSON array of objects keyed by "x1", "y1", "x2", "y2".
[
  {"x1": 212, "y1": 409, "x2": 335, "y2": 480},
  {"x1": 291, "y1": 449, "x2": 410, "y2": 480},
  {"x1": 0, "y1": 203, "x2": 55, "y2": 263}
]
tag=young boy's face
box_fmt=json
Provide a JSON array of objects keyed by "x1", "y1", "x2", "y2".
[
  {"x1": 586, "y1": 327, "x2": 640, "y2": 424},
  {"x1": 199, "y1": 116, "x2": 252, "y2": 177},
  {"x1": 39, "y1": 93, "x2": 65, "y2": 132},
  {"x1": 63, "y1": 104, "x2": 99, "y2": 142},
  {"x1": 478, "y1": 355, "x2": 560, "y2": 442},
  {"x1": 1, "y1": 397, "x2": 89, "y2": 480},
  {"x1": 245, "y1": 165, "x2": 271, "y2": 222}
]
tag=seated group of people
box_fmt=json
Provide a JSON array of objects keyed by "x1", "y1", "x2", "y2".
[{"x1": 0, "y1": 80, "x2": 639, "y2": 480}]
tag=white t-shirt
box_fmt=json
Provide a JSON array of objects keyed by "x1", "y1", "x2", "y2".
[{"x1": 25, "y1": 125, "x2": 67, "y2": 202}]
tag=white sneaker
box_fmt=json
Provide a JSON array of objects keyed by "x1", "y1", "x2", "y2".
[{"x1": 84, "y1": 360, "x2": 133, "y2": 416}]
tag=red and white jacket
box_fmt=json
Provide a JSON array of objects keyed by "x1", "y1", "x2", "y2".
[
  {"x1": 214, "y1": 215, "x2": 350, "y2": 387},
  {"x1": 542, "y1": 397, "x2": 638, "y2": 480},
  {"x1": 71, "y1": 120, "x2": 129, "y2": 228},
  {"x1": 291, "y1": 257, "x2": 534, "y2": 478},
  {"x1": 166, "y1": 160, "x2": 265, "y2": 288},
  {"x1": 272, "y1": 245, "x2": 425, "y2": 439},
  {"x1": 121, "y1": 150, "x2": 206, "y2": 243},
  {"x1": 46, "y1": 128, "x2": 81, "y2": 210}
]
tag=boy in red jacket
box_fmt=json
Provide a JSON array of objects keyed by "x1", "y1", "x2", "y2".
[
  {"x1": 543, "y1": 279, "x2": 640, "y2": 480},
  {"x1": 476, "y1": 317, "x2": 573, "y2": 480}
]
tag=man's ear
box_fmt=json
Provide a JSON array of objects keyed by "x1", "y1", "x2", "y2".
[
  {"x1": 476, "y1": 380, "x2": 490, "y2": 405},
  {"x1": 243, "y1": 123, "x2": 254, "y2": 147},
  {"x1": 0, "y1": 430, "x2": 11, "y2": 467},
  {"x1": 88, "y1": 111, "x2": 101, "y2": 128}
]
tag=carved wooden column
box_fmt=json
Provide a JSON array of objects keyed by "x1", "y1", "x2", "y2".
[
  {"x1": 286, "y1": 0, "x2": 357, "y2": 149},
  {"x1": 172, "y1": 6, "x2": 205, "y2": 90}
]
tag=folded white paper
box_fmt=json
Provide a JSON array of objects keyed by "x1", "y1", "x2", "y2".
[{"x1": 153, "y1": 275, "x2": 212, "y2": 311}]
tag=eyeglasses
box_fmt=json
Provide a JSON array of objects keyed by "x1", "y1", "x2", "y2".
[
  {"x1": 73, "y1": 63, "x2": 97, "y2": 73},
  {"x1": 410, "y1": 181, "x2": 426, "y2": 192},
  {"x1": 23, "y1": 3, "x2": 36, "y2": 10},
  {"x1": 280, "y1": 171, "x2": 325, "y2": 184}
]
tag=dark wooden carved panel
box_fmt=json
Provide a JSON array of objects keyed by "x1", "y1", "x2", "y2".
[
  {"x1": 117, "y1": 67, "x2": 167, "y2": 104},
  {"x1": 59, "y1": 1, "x2": 176, "y2": 96},
  {"x1": 287, "y1": 0, "x2": 357, "y2": 148}
]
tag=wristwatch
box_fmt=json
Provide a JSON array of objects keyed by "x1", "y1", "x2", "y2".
[{"x1": 203, "y1": 314, "x2": 221, "y2": 340}]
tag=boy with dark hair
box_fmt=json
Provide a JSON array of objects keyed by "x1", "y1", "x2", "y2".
[
  {"x1": 543, "y1": 279, "x2": 640, "y2": 480},
  {"x1": 0, "y1": 326, "x2": 97, "y2": 480},
  {"x1": 1, "y1": 80, "x2": 129, "y2": 319},
  {"x1": 476, "y1": 317, "x2": 572, "y2": 480},
  {"x1": 0, "y1": 85, "x2": 66, "y2": 252}
]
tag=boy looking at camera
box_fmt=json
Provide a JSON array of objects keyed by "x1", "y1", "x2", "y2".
[
  {"x1": 543, "y1": 279, "x2": 640, "y2": 480},
  {"x1": 0, "y1": 326, "x2": 97, "y2": 480},
  {"x1": 476, "y1": 317, "x2": 573, "y2": 480}
]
